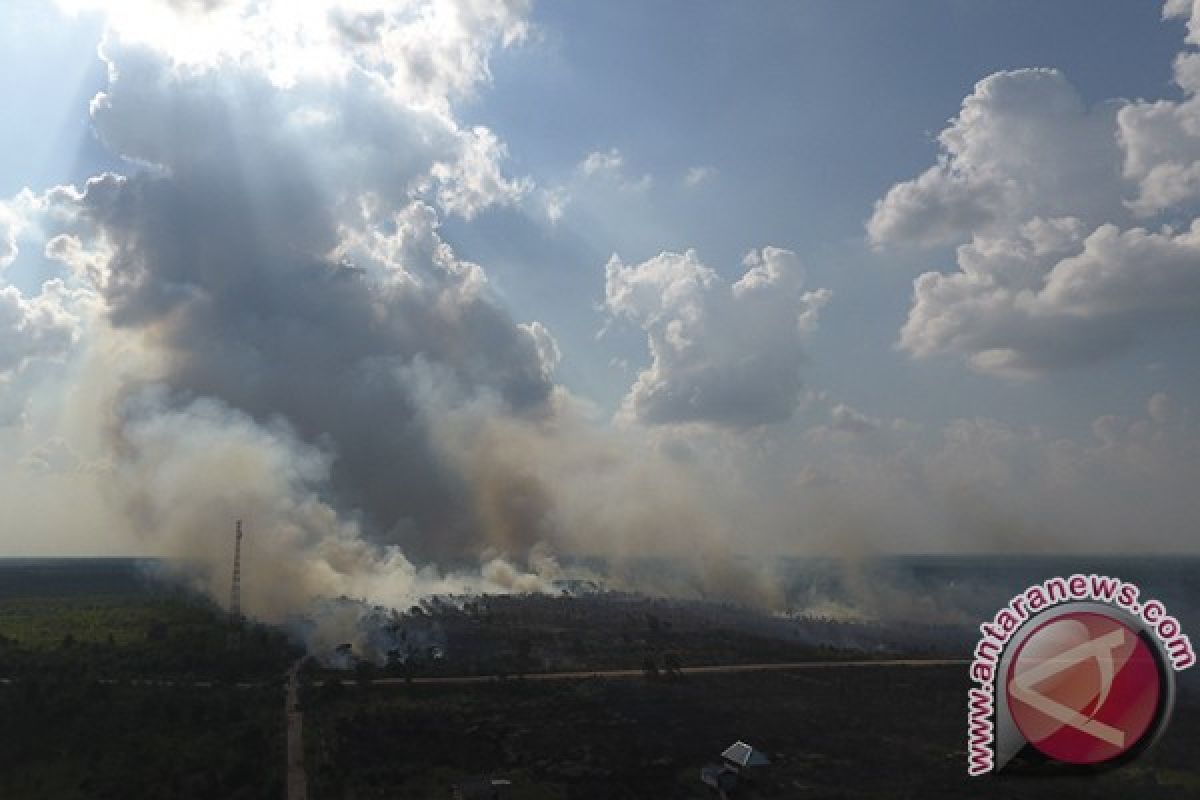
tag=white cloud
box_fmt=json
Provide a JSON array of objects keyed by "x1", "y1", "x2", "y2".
[
  {"x1": 58, "y1": 0, "x2": 531, "y2": 107},
  {"x1": 900, "y1": 217, "x2": 1200, "y2": 375},
  {"x1": 683, "y1": 165, "x2": 716, "y2": 187},
  {"x1": 431, "y1": 126, "x2": 531, "y2": 219},
  {"x1": 578, "y1": 147, "x2": 652, "y2": 191},
  {"x1": 0, "y1": 272, "x2": 95, "y2": 430},
  {"x1": 519, "y1": 320, "x2": 561, "y2": 383},
  {"x1": 0, "y1": 282, "x2": 80, "y2": 377},
  {"x1": 0, "y1": 204, "x2": 20, "y2": 270},
  {"x1": 580, "y1": 147, "x2": 623, "y2": 176},
  {"x1": 867, "y1": 68, "x2": 1125, "y2": 249},
  {"x1": 539, "y1": 185, "x2": 570, "y2": 223},
  {"x1": 80, "y1": 2, "x2": 531, "y2": 222},
  {"x1": 1118, "y1": 49, "x2": 1200, "y2": 216},
  {"x1": 1165, "y1": 0, "x2": 1200, "y2": 45},
  {"x1": 0, "y1": 190, "x2": 94, "y2": 383},
  {"x1": 605, "y1": 247, "x2": 830, "y2": 427},
  {"x1": 870, "y1": 14, "x2": 1200, "y2": 376}
]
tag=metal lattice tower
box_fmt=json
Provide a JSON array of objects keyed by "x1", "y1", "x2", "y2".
[{"x1": 230, "y1": 519, "x2": 243, "y2": 625}]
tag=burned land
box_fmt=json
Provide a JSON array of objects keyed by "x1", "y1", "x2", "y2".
[
  {"x1": 2, "y1": 559, "x2": 1199, "y2": 799},
  {"x1": 301, "y1": 665, "x2": 1200, "y2": 799}
]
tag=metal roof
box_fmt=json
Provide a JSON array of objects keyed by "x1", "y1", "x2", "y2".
[{"x1": 721, "y1": 740, "x2": 770, "y2": 768}]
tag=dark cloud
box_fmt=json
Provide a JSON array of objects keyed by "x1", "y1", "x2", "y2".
[
  {"x1": 67, "y1": 168, "x2": 551, "y2": 559},
  {"x1": 33, "y1": 16, "x2": 555, "y2": 562}
]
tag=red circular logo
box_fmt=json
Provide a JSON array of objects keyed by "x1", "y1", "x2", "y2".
[{"x1": 1006, "y1": 611, "x2": 1162, "y2": 765}]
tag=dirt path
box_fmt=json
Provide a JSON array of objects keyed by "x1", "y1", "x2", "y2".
[
  {"x1": 286, "y1": 659, "x2": 307, "y2": 800},
  {"x1": 368, "y1": 658, "x2": 968, "y2": 686},
  {"x1": 0, "y1": 658, "x2": 968, "y2": 692}
]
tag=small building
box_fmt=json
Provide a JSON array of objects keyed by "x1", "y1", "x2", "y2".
[
  {"x1": 720, "y1": 741, "x2": 770, "y2": 770},
  {"x1": 701, "y1": 741, "x2": 771, "y2": 797}
]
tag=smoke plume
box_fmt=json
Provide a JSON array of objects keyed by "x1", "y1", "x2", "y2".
[{"x1": 2, "y1": 1, "x2": 1200, "y2": 644}]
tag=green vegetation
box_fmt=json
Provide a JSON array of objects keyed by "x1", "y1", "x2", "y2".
[
  {"x1": 0, "y1": 559, "x2": 299, "y2": 799},
  {"x1": 0, "y1": 559, "x2": 299, "y2": 681}
]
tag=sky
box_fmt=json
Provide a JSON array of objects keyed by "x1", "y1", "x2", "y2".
[{"x1": 0, "y1": 0, "x2": 1199, "y2": 614}]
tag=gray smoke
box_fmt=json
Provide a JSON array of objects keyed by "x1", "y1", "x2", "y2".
[
  {"x1": 4, "y1": 1, "x2": 1200, "y2": 644},
  {"x1": 2, "y1": 2, "x2": 783, "y2": 630}
]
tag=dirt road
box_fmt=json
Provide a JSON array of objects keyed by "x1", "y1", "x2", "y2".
[
  {"x1": 368, "y1": 658, "x2": 968, "y2": 686},
  {"x1": 286, "y1": 659, "x2": 307, "y2": 800}
]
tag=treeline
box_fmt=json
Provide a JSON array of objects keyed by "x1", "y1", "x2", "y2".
[
  {"x1": 0, "y1": 589, "x2": 301, "y2": 682},
  {"x1": 0, "y1": 627, "x2": 295, "y2": 682}
]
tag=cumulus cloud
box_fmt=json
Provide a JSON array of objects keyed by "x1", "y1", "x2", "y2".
[
  {"x1": 1165, "y1": 0, "x2": 1200, "y2": 45},
  {"x1": 604, "y1": 247, "x2": 831, "y2": 427},
  {"x1": 431, "y1": 125, "x2": 532, "y2": 218},
  {"x1": 868, "y1": 68, "x2": 1125, "y2": 249},
  {"x1": 58, "y1": 0, "x2": 531, "y2": 108},
  {"x1": 871, "y1": 7, "x2": 1200, "y2": 376},
  {"x1": 87, "y1": 26, "x2": 527, "y2": 224},
  {"x1": 0, "y1": 195, "x2": 95, "y2": 410},
  {"x1": 899, "y1": 207, "x2": 1200, "y2": 379},
  {"x1": 0, "y1": 282, "x2": 83, "y2": 377},
  {"x1": 0, "y1": 204, "x2": 20, "y2": 270},
  {"x1": 897, "y1": 216, "x2": 1177, "y2": 375},
  {"x1": 1119, "y1": 45, "x2": 1200, "y2": 215}
]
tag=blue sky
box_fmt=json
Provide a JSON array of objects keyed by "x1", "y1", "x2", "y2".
[
  {"x1": 446, "y1": 1, "x2": 1195, "y2": 429},
  {"x1": 1, "y1": 1, "x2": 1190, "y2": 426},
  {"x1": 1, "y1": 0, "x2": 1199, "y2": 565}
]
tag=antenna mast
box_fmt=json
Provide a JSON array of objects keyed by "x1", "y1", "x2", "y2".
[{"x1": 230, "y1": 519, "x2": 243, "y2": 625}]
